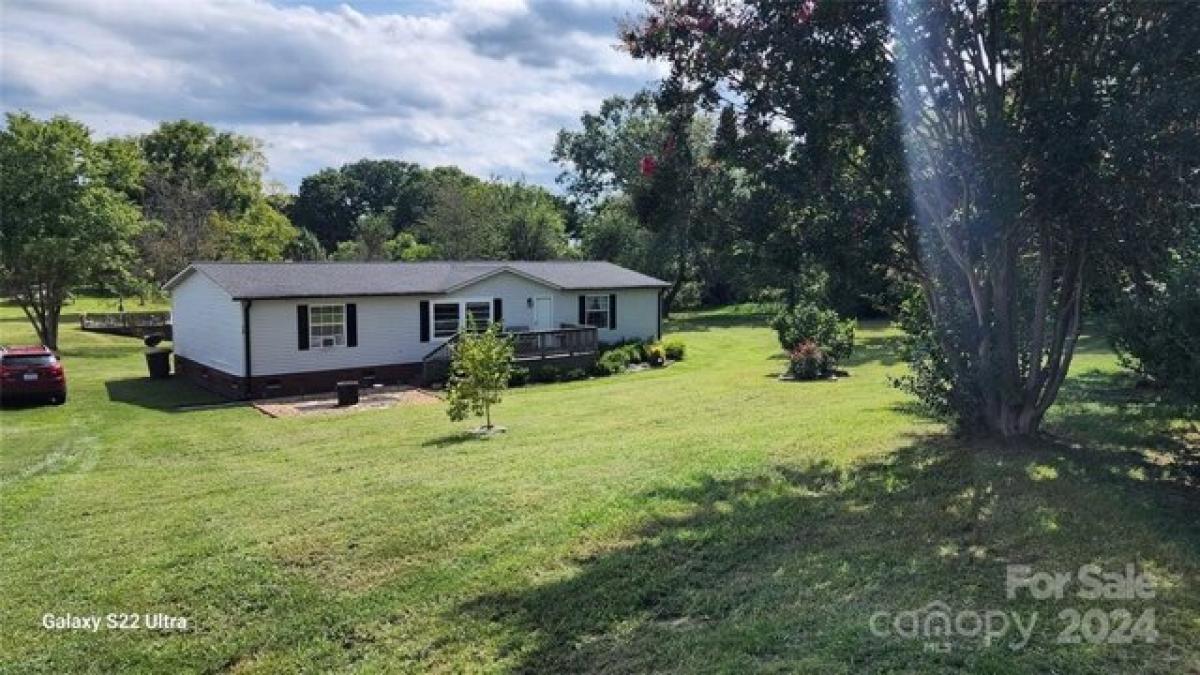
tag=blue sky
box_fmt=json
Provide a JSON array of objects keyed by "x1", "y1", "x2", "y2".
[{"x1": 2, "y1": 0, "x2": 663, "y2": 191}]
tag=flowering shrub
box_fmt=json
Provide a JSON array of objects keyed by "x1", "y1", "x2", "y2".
[
  {"x1": 788, "y1": 340, "x2": 833, "y2": 380},
  {"x1": 770, "y1": 301, "x2": 855, "y2": 365},
  {"x1": 644, "y1": 343, "x2": 666, "y2": 367}
]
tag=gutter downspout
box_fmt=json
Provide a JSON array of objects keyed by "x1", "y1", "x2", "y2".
[
  {"x1": 657, "y1": 289, "x2": 663, "y2": 341},
  {"x1": 242, "y1": 300, "x2": 253, "y2": 399}
]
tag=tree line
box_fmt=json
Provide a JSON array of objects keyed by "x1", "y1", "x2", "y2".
[
  {"x1": 619, "y1": 0, "x2": 1198, "y2": 436},
  {"x1": 0, "y1": 115, "x2": 577, "y2": 349},
  {"x1": 1, "y1": 101, "x2": 898, "y2": 352}
]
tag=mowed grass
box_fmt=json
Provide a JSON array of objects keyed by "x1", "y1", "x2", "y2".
[{"x1": 1, "y1": 299, "x2": 1197, "y2": 673}]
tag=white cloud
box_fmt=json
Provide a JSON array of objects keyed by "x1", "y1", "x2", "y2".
[{"x1": 0, "y1": 0, "x2": 663, "y2": 189}]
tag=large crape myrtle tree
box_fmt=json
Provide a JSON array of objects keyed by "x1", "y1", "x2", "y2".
[{"x1": 624, "y1": 0, "x2": 1200, "y2": 437}]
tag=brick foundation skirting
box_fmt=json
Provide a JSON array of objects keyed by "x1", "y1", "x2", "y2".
[{"x1": 173, "y1": 355, "x2": 423, "y2": 400}]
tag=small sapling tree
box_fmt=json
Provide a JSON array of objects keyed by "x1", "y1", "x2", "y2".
[{"x1": 445, "y1": 322, "x2": 515, "y2": 434}]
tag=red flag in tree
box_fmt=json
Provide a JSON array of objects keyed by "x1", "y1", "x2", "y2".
[{"x1": 639, "y1": 154, "x2": 658, "y2": 177}]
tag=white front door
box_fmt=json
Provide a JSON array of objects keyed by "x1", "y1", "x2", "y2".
[{"x1": 532, "y1": 296, "x2": 553, "y2": 331}]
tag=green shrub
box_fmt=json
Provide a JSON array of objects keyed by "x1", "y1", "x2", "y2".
[
  {"x1": 1108, "y1": 243, "x2": 1200, "y2": 400},
  {"x1": 787, "y1": 340, "x2": 832, "y2": 380},
  {"x1": 672, "y1": 280, "x2": 703, "y2": 310},
  {"x1": 528, "y1": 366, "x2": 561, "y2": 383},
  {"x1": 599, "y1": 340, "x2": 647, "y2": 364},
  {"x1": 770, "y1": 302, "x2": 855, "y2": 363},
  {"x1": 889, "y1": 288, "x2": 964, "y2": 421},
  {"x1": 508, "y1": 367, "x2": 530, "y2": 387},
  {"x1": 592, "y1": 350, "x2": 628, "y2": 376},
  {"x1": 662, "y1": 339, "x2": 686, "y2": 361},
  {"x1": 617, "y1": 344, "x2": 644, "y2": 365},
  {"x1": 563, "y1": 368, "x2": 588, "y2": 382}
]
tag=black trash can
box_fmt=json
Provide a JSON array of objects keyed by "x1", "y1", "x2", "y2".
[
  {"x1": 336, "y1": 380, "x2": 359, "y2": 407},
  {"x1": 145, "y1": 348, "x2": 171, "y2": 379}
]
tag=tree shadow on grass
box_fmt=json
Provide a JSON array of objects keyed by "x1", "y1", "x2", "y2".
[
  {"x1": 420, "y1": 432, "x2": 479, "y2": 449},
  {"x1": 459, "y1": 433, "x2": 1200, "y2": 673},
  {"x1": 666, "y1": 312, "x2": 772, "y2": 333},
  {"x1": 842, "y1": 332, "x2": 904, "y2": 368},
  {"x1": 59, "y1": 343, "x2": 142, "y2": 360},
  {"x1": 104, "y1": 377, "x2": 231, "y2": 412},
  {"x1": 1047, "y1": 368, "x2": 1198, "y2": 486}
]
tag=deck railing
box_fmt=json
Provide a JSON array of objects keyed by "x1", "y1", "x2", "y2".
[
  {"x1": 79, "y1": 311, "x2": 172, "y2": 338},
  {"x1": 421, "y1": 324, "x2": 598, "y2": 384},
  {"x1": 509, "y1": 326, "x2": 598, "y2": 361}
]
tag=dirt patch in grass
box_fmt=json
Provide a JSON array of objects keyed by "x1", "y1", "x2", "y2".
[{"x1": 254, "y1": 385, "x2": 441, "y2": 418}]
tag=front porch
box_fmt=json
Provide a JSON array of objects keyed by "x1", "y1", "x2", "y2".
[{"x1": 422, "y1": 324, "x2": 599, "y2": 384}]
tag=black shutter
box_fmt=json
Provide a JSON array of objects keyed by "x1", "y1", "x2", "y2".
[
  {"x1": 609, "y1": 293, "x2": 617, "y2": 330},
  {"x1": 346, "y1": 303, "x2": 357, "y2": 347},
  {"x1": 493, "y1": 298, "x2": 503, "y2": 326},
  {"x1": 419, "y1": 301, "x2": 430, "y2": 342},
  {"x1": 297, "y1": 304, "x2": 309, "y2": 351},
  {"x1": 578, "y1": 295, "x2": 586, "y2": 325}
]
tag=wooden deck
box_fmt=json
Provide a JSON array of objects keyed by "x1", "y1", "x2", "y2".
[{"x1": 422, "y1": 325, "x2": 598, "y2": 384}]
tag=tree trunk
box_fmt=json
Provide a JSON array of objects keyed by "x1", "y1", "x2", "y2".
[
  {"x1": 17, "y1": 292, "x2": 61, "y2": 351},
  {"x1": 660, "y1": 264, "x2": 687, "y2": 319}
]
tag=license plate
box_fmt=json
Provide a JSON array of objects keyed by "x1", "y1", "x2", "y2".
[{"x1": 22, "y1": 373, "x2": 37, "y2": 381}]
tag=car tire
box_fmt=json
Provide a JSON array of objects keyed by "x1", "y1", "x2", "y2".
[{"x1": 52, "y1": 393, "x2": 67, "y2": 405}]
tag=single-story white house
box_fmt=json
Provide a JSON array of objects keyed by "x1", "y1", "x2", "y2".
[{"x1": 163, "y1": 261, "x2": 669, "y2": 398}]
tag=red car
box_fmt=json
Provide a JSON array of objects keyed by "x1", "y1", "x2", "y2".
[{"x1": 0, "y1": 346, "x2": 67, "y2": 405}]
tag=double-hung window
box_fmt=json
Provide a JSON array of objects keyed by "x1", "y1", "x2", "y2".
[
  {"x1": 433, "y1": 302, "x2": 460, "y2": 338},
  {"x1": 309, "y1": 304, "x2": 345, "y2": 348},
  {"x1": 583, "y1": 295, "x2": 610, "y2": 329},
  {"x1": 432, "y1": 299, "x2": 492, "y2": 339},
  {"x1": 464, "y1": 301, "x2": 491, "y2": 330}
]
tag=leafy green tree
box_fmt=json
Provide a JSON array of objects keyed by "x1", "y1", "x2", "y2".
[
  {"x1": 284, "y1": 228, "x2": 327, "y2": 261},
  {"x1": 385, "y1": 231, "x2": 435, "y2": 261},
  {"x1": 417, "y1": 181, "x2": 504, "y2": 260},
  {"x1": 553, "y1": 92, "x2": 669, "y2": 209},
  {"x1": 581, "y1": 197, "x2": 651, "y2": 270},
  {"x1": 0, "y1": 112, "x2": 143, "y2": 349},
  {"x1": 140, "y1": 119, "x2": 264, "y2": 214},
  {"x1": 331, "y1": 241, "x2": 362, "y2": 262},
  {"x1": 555, "y1": 93, "x2": 736, "y2": 314},
  {"x1": 495, "y1": 182, "x2": 569, "y2": 260},
  {"x1": 445, "y1": 323, "x2": 515, "y2": 432},
  {"x1": 211, "y1": 200, "x2": 298, "y2": 261},
  {"x1": 289, "y1": 159, "x2": 426, "y2": 250},
  {"x1": 354, "y1": 212, "x2": 395, "y2": 261},
  {"x1": 625, "y1": 0, "x2": 1200, "y2": 436},
  {"x1": 289, "y1": 168, "x2": 357, "y2": 251},
  {"x1": 137, "y1": 120, "x2": 269, "y2": 281},
  {"x1": 1108, "y1": 231, "x2": 1200, "y2": 402}
]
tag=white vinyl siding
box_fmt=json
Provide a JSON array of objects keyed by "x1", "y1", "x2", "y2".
[
  {"x1": 249, "y1": 296, "x2": 421, "y2": 377},
  {"x1": 169, "y1": 271, "x2": 244, "y2": 375},
  {"x1": 237, "y1": 273, "x2": 663, "y2": 378},
  {"x1": 453, "y1": 271, "x2": 661, "y2": 343}
]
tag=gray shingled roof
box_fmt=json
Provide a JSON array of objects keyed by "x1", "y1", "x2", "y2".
[{"x1": 165, "y1": 261, "x2": 669, "y2": 299}]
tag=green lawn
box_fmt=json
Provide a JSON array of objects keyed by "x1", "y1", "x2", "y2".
[{"x1": 1, "y1": 300, "x2": 1196, "y2": 673}]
